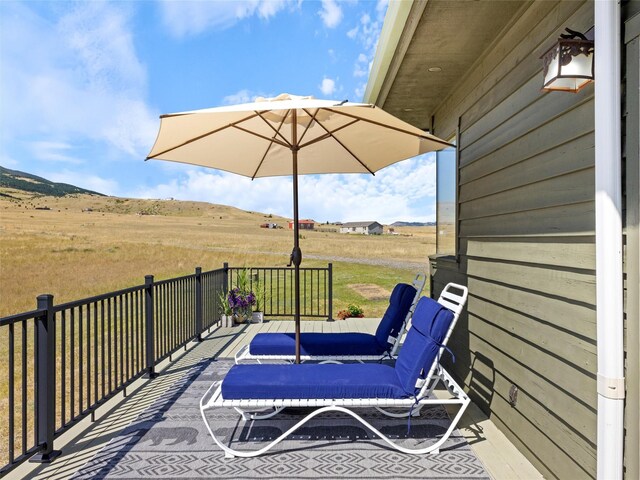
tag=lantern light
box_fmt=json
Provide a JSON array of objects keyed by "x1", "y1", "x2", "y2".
[{"x1": 541, "y1": 28, "x2": 594, "y2": 93}]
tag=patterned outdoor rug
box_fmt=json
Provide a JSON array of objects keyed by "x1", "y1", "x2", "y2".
[{"x1": 73, "y1": 359, "x2": 489, "y2": 479}]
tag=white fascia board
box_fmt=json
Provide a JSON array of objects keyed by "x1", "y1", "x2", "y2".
[{"x1": 363, "y1": 0, "x2": 416, "y2": 105}]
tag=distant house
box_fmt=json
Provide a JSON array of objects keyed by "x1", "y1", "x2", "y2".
[
  {"x1": 288, "y1": 219, "x2": 314, "y2": 230},
  {"x1": 339, "y1": 221, "x2": 383, "y2": 235}
]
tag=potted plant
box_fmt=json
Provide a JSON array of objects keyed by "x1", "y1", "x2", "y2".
[
  {"x1": 228, "y1": 269, "x2": 256, "y2": 324},
  {"x1": 251, "y1": 279, "x2": 266, "y2": 323},
  {"x1": 218, "y1": 289, "x2": 232, "y2": 327}
]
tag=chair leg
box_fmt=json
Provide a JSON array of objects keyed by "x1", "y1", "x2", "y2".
[
  {"x1": 234, "y1": 406, "x2": 285, "y2": 420},
  {"x1": 200, "y1": 403, "x2": 467, "y2": 458}
]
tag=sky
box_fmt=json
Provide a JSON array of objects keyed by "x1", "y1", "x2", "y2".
[{"x1": 0, "y1": 0, "x2": 438, "y2": 224}]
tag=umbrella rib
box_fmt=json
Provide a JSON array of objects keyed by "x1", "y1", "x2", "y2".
[
  {"x1": 232, "y1": 124, "x2": 290, "y2": 149},
  {"x1": 298, "y1": 118, "x2": 360, "y2": 149},
  {"x1": 310, "y1": 115, "x2": 375, "y2": 175},
  {"x1": 249, "y1": 110, "x2": 294, "y2": 179},
  {"x1": 295, "y1": 108, "x2": 320, "y2": 146},
  {"x1": 146, "y1": 112, "x2": 261, "y2": 159},
  {"x1": 255, "y1": 110, "x2": 293, "y2": 148},
  {"x1": 323, "y1": 108, "x2": 454, "y2": 148}
]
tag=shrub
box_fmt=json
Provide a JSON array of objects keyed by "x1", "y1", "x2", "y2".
[{"x1": 336, "y1": 304, "x2": 364, "y2": 320}]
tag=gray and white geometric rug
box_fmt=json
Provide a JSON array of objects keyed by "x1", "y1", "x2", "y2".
[{"x1": 73, "y1": 359, "x2": 488, "y2": 479}]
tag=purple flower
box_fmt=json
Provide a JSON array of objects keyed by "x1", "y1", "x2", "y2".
[{"x1": 227, "y1": 287, "x2": 256, "y2": 314}]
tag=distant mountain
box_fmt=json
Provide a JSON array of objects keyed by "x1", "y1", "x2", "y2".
[
  {"x1": 391, "y1": 221, "x2": 436, "y2": 227},
  {"x1": 0, "y1": 166, "x2": 105, "y2": 198}
]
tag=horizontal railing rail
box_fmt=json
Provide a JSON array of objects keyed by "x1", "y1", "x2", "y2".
[{"x1": 0, "y1": 262, "x2": 332, "y2": 474}]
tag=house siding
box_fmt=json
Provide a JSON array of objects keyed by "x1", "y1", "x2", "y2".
[
  {"x1": 430, "y1": 1, "x2": 603, "y2": 478},
  {"x1": 339, "y1": 223, "x2": 383, "y2": 234}
]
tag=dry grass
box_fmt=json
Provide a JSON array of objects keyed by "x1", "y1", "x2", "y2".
[{"x1": 0, "y1": 193, "x2": 436, "y2": 316}]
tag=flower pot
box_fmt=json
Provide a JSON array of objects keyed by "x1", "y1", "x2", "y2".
[
  {"x1": 251, "y1": 311, "x2": 264, "y2": 323},
  {"x1": 220, "y1": 314, "x2": 231, "y2": 327},
  {"x1": 233, "y1": 314, "x2": 247, "y2": 325}
]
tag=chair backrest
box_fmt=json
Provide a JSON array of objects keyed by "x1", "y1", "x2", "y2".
[
  {"x1": 374, "y1": 282, "x2": 418, "y2": 350},
  {"x1": 394, "y1": 296, "x2": 455, "y2": 395}
]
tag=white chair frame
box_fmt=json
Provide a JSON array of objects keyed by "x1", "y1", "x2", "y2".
[
  {"x1": 200, "y1": 283, "x2": 470, "y2": 458},
  {"x1": 200, "y1": 365, "x2": 469, "y2": 458}
]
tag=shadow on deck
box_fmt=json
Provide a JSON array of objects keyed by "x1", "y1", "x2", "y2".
[{"x1": 12, "y1": 319, "x2": 541, "y2": 480}]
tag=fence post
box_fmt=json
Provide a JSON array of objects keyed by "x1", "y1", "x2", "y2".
[
  {"x1": 144, "y1": 275, "x2": 157, "y2": 378},
  {"x1": 223, "y1": 262, "x2": 229, "y2": 294},
  {"x1": 30, "y1": 295, "x2": 61, "y2": 463},
  {"x1": 327, "y1": 263, "x2": 334, "y2": 322},
  {"x1": 195, "y1": 267, "x2": 203, "y2": 341}
]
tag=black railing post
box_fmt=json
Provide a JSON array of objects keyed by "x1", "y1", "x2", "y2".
[
  {"x1": 223, "y1": 262, "x2": 229, "y2": 294},
  {"x1": 30, "y1": 294, "x2": 61, "y2": 463},
  {"x1": 195, "y1": 267, "x2": 203, "y2": 341},
  {"x1": 144, "y1": 275, "x2": 157, "y2": 378},
  {"x1": 327, "y1": 263, "x2": 334, "y2": 321}
]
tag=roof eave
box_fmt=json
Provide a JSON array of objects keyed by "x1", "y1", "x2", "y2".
[{"x1": 363, "y1": 0, "x2": 427, "y2": 107}]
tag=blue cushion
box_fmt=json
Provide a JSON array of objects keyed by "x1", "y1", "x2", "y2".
[
  {"x1": 373, "y1": 283, "x2": 417, "y2": 350},
  {"x1": 221, "y1": 363, "x2": 408, "y2": 400},
  {"x1": 394, "y1": 297, "x2": 455, "y2": 395},
  {"x1": 250, "y1": 332, "x2": 384, "y2": 356}
]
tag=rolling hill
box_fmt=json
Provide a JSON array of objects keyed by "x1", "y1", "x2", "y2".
[{"x1": 0, "y1": 166, "x2": 105, "y2": 198}]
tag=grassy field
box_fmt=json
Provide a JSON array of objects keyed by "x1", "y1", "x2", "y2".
[{"x1": 0, "y1": 191, "x2": 436, "y2": 317}]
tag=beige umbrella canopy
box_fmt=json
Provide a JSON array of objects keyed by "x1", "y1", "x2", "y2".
[{"x1": 147, "y1": 93, "x2": 451, "y2": 362}]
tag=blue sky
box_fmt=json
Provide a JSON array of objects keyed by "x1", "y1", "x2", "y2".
[{"x1": 0, "y1": 0, "x2": 437, "y2": 224}]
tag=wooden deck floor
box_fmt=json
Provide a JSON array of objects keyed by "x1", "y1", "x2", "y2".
[{"x1": 11, "y1": 319, "x2": 542, "y2": 480}]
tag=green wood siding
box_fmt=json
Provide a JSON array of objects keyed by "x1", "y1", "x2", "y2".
[{"x1": 430, "y1": 1, "x2": 601, "y2": 478}]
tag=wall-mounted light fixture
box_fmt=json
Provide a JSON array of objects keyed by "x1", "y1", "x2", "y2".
[{"x1": 541, "y1": 28, "x2": 594, "y2": 92}]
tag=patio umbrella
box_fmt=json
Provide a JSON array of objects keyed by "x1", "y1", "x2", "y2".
[{"x1": 146, "y1": 93, "x2": 451, "y2": 363}]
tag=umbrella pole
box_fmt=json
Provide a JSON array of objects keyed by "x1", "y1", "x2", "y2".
[
  {"x1": 291, "y1": 112, "x2": 302, "y2": 364},
  {"x1": 292, "y1": 154, "x2": 302, "y2": 364}
]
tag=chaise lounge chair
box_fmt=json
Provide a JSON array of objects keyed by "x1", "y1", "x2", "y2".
[
  {"x1": 234, "y1": 273, "x2": 427, "y2": 364},
  {"x1": 200, "y1": 284, "x2": 469, "y2": 458}
]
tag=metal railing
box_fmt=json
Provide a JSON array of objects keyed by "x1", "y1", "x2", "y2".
[
  {"x1": 0, "y1": 263, "x2": 332, "y2": 474},
  {"x1": 228, "y1": 264, "x2": 333, "y2": 319}
]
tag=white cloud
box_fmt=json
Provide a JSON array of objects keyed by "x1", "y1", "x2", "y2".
[
  {"x1": 133, "y1": 169, "x2": 294, "y2": 216},
  {"x1": 0, "y1": 2, "x2": 158, "y2": 159},
  {"x1": 159, "y1": 0, "x2": 297, "y2": 37},
  {"x1": 376, "y1": 0, "x2": 389, "y2": 16},
  {"x1": 221, "y1": 89, "x2": 278, "y2": 106},
  {"x1": 353, "y1": 68, "x2": 367, "y2": 80},
  {"x1": 318, "y1": 0, "x2": 343, "y2": 28},
  {"x1": 347, "y1": 2, "x2": 388, "y2": 100},
  {"x1": 319, "y1": 77, "x2": 337, "y2": 96},
  {"x1": 354, "y1": 83, "x2": 366, "y2": 99},
  {"x1": 132, "y1": 153, "x2": 437, "y2": 224},
  {"x1": 0, "y1": 153, "x2": 19, "y2": 168},
  {"x1": 28, "y1": 141, "x2": 83, "y2": 164},
  {"x1": 46, "y1": 170, "x2": 120, "y2": 196}
]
